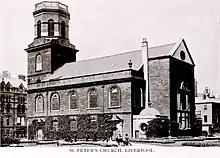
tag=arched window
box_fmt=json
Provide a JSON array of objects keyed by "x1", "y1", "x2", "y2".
[
  {"x1": 69, "y1": 91, "x2": 78, "y2": 109},
  {"x1": 36, "y1": 95, "x2": 44, "y2": 112},
  {"x1": 51, "y1": 93, "x2": 60, "y2": 111},
  {"x1": 48, "y1": 19, "x2": 54, "y2": 36},
  {"x1": 134, "y1": 88, "x2": 142, "y2": 108},
  {"x1": 37, "y1": 20, "x2": 41, "y2": 37},
  {"x1": 17, "y1": 104, "x2": 21, "y2": 113},
  {"x1": 109, "y1": 86, "x2": 120, "y2": 107},
  {"x1": 140, "y1": 88, "x2": 144, "y2": 108},
  {"x1": 1, "y1": 103, "x2": 4, "y2": 113},
  {"x1": 22, "y1": 105, "x2": 26, "y2": 113},
  {"x1": 36, "y1": 54, "x2": 42, "y2": 71},
  {"x1": 88, "y1": 88, "x2": 98, "y2": 108},
  {"x1": 6, "y1": 104, "x2": 10, "y2": 113},
  {"x1": 61, "y1": 21, "x2": 65, "y2": 38},
  {"x1": 177, "y1": 82, "x2": 190, "y2": 129}
]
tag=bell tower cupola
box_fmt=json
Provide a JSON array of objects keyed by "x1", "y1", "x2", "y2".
[
  {"x1": 34, "y1": 1, "x2": 70, "y2": 39},
  {"x1": 25, "y1": 1, "x2": 78, "y2": 85}
]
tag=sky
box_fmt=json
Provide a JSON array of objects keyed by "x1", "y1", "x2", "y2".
[{"x1": 0, "y1": 0, "x2": 220, "y2": 94}]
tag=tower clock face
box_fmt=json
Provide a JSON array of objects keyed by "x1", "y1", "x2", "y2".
[{"x1": 180, "y1": 51, "x2": 186, "y2": 60}]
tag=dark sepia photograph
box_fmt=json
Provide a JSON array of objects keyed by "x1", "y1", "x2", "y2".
[{"x1": 0, "y1": 0, "x2": 220, "y2": 156}]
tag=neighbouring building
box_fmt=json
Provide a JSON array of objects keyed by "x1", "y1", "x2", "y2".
[
  {"x1": 195, "y1": 90, "x2": 220, "y2": 134},
  {"x1": 0, "y1": 71, "x2": 27, "y2": 140},
  {"x1": 26, "y1": 1, "x2": 196, "y2": 140}
]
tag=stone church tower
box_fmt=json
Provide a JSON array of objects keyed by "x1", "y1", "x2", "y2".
[{"x1": 25, "y1": 1, "x2": 78, "y2": 84}]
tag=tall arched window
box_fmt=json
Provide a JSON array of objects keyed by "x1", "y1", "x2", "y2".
[
  {"x1": 134, "y1": 88, "x2": 142, "y2": 108},
  {"x1": 61, "y1": 21, "x2": 65, "y2": 38},
  {"x1": 51, "y1": 93, "x2": 60, "y2": 111},
  {"x1": 48, "y1": 19, "x2": 54, "y2": 36},
  {"x1": 109, "y1": 86, "x2": 120, "y2": 107},
  {"x1": 37, "y1": 20, "x2": 41, "y2": 37},
  {"x1": 140, "y1": 88, "x2": 144, "y2": 108},
  {"x1": 88, "y1": 88, "x2": 98, "y2": 108},
  {"x1": 69, "y1": 91, "x2": 78, "y2": 110},
  {"x1": 36, "y1": 54, "x2": 42, "y2": 71},
  {"x1": 36, "y1": 95, "x2": 44, "y2": 112},
  {"x1": 177, "y1": 82, "x2": 190, "y2": 129}
]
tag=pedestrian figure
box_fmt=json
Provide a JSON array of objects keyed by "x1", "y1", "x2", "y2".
[
  {"x1": 116, "y1": 134, "x2": 123, "y2": 146},
  {"x1": 85, "y1": 133, "x2": 89, "y2": 141},
  {"x1": 93, "y1": 132, "x2": 97, "y2": 142},
  {"x1": 73, "y1": 132, "x2": 77, "y2": 142},
  {"x1": 124, "y1": 133, "x2": 132, "y2": 146},
  {"x1": 103, "y1": 130, "x2": 109, "y2": 142}
]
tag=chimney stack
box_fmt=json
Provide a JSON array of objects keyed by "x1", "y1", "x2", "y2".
[
  {"x1": 18, "y1": 74, "x2": 26, "y2": 81},
  {"x1": 2, "y1": 70, "x2": 10, "y2": 78},
  {"x1": 142, "y1": 38, "x2": 150, "y2": 107}
]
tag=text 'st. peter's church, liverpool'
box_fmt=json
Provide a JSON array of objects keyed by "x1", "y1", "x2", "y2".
[{"x1": 25, "y1": 1, "x2": 196, "y2": 140}]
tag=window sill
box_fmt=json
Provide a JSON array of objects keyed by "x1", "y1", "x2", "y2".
[
  {"x1": 87, "y1": 107, "x2": 99, "y2": 110},
  {"x1": 35, "y1": 111, "x2": 44, "y2": 114},
  {"x1": 51, "y1": 110, "x2": 60, "y2": 112},
  {"x1": 107, "y1": 106, "x2": 121, "y2": 109},
  {"x1": 68, "y1": 109, "x2": 79, "y2": 111}
]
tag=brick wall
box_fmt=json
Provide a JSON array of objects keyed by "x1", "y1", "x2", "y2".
[{"x1": 149, "y1": 58, "x2": 170, "y2": 117}]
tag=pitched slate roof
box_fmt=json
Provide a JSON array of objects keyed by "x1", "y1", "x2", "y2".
[
  {"x1": 1, "y1": 77, "x2": 27, "y2": 88},
  {"x1": 195, "y1": 97, "x2": 220, "y2": 104},
  {"x1": 44, "y1": 41, "x2": 178, "y2": 81}
]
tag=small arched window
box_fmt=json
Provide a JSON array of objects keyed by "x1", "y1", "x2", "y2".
[
  {"x1": 36, "y1": 95, "x2": 44, "y2": 112},
  {"x1": 88, "y1": 88, "x2": 98, "y2": 108},
  {"x1": 37, "y1": 20, "x2": 41, "y2": 37},
  {"x1": 51, "y1": 93, "x2": 60, "y2": 111},
  {"x1": 69, "y1": 91, "x2": 78, "y2": 109},
  {"x1": 61, "y1": 21, "x2": 65, "y2": 38},
  {"x1": 48, "y1": 19, "x2": 54, "y2": 36},
  {"x1": 109, "y1": 86, "x2": 120, "y2": 107},
  {"x1": 1, "y1": 103, "x2": 4, "y2": 113},
  {"x1": 36, "y1": 54, "x2": 42, "y2": 71}
]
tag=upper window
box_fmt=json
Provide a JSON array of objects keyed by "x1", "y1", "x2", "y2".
[
  {"x1": 36, "y1": 95, "x2": 44, "y2": 112},
  {"x1": 51, "y1": 93, "x2": 60, "y2": 111},
  {"x1": 69, "y1": 91, "x2": 78, "y2": 110},
  {"x1": 109, "y1": 86, "x2": 120, "y2": 107},
  {"x1": 61, "y1": 21, "x2": 65, "y2": 38},
  {"x1": 36, "y1": 54, "x2": 42, "y2": 71},
  {"x1": 37, "y1": 20, "x2": 41, "y2": 37},
  {"x1": 6, "y1": 104, "x2": 10, "y2": 113},
  {"x1": 88, "y1": 88, "x2": 98, "y2": 108},
  {"x1": 204, "y1": 105, "x2": 207, "y2": 110},
  {"x1": 204, "y1": 115, "x2": 208, "y2": 123},
  {"x1": 180, "y1": 51, "x2": 186, "y2": 60},
  {"x1": 134, "y1": 87, "x2": 142, "y2": 108},
  {"x1": 48, "y1": 19, "x2": 54, "y2": 36}
]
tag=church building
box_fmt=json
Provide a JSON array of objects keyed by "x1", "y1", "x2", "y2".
[{"x1": 26, "y1": 1, "x2": 196, "y2": 140}]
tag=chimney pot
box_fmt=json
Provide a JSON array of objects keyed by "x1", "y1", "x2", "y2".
[{"x1": 18, "y1": 74, "x2": 26, "y2": 81}]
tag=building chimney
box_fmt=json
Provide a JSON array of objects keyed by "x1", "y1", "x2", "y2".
[
  {"x1": 18, "y1": 74, "x2": 26, "y2": 81},
  {"x1": 142, "y1": 38, "x2": 150, "y2": 107},
  {"x1": 2, "y1": 70, "x2": 10, "y2": 78}
]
